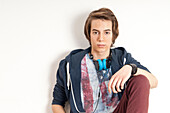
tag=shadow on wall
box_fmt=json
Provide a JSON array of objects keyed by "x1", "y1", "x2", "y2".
[
  {"x1": 47, "y1": 51, "x2": 68, "y2": 113},
  {"x1": 46, "y1": 11, "x2": 89, "y2": 113},
  {"x1": 71, "y1": 11, "x2": 90, "y2": 48}
]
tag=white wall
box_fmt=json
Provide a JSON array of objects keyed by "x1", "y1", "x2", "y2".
[{"x1": 0, "y1": 0, "x2": 170, "y2": 113}]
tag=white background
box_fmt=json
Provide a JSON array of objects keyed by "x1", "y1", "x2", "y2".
[{"x1": 0, "y1": 0, "x2": 170, "y2": 113}]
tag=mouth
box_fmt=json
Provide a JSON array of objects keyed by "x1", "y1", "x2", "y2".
[{"x1": 97, "y1": 44, "x2": 106, "y2": 48}]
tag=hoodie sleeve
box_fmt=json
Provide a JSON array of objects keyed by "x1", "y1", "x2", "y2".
[
  {"x1": 52, "y1": 59, "x2": 68, "y2": 107},
  {"x1": 123, "y1": 49, "x2": 151, "y2": 73}
]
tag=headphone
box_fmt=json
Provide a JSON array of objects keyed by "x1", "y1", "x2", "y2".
[{"x1": 89, "y1": 50, "x2": 112, "y2": 71}]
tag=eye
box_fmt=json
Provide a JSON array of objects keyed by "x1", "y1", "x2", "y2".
[
  {"x1": 93, "y1": 31, "x2": 98, "y2": 35},
  {"x1": 105, "y1": 31, "x2": 110, "y2": 35}
]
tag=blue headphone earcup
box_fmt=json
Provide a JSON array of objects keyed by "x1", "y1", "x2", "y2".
[
  {"x1": 103, "y1": 59, "x2": 107, "y2": 70},
  {"x1": 97, "y1": 59, "x2": 103, "y2": 71}
]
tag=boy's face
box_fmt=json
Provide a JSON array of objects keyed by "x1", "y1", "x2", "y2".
[{"x1": 90, "y1": 19, "x2": 113, "y2": 53}]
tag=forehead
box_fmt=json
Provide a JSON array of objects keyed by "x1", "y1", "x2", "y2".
[{"x1": 91, "y1": 19, "x2": 112, "y2": 30}]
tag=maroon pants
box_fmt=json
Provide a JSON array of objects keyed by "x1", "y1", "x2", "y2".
[{"x1": 113, "y1": 75, "x2": 150, "y2": 113}]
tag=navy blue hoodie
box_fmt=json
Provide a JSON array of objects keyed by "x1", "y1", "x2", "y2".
[{"x1": 52, "y1": 47, "x2": 150, "y2": 113}]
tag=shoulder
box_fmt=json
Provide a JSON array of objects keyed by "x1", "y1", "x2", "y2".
[
  {"x1": 65, "y1": 47, "x2": 90, "y2": 62},
  {"x1": 111, "y1": 46, "x2": 127, "y2": 56}
]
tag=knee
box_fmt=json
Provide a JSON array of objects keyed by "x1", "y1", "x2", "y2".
[{"x1": 128, "y1": 75, "x2": 150, "y2": 90}]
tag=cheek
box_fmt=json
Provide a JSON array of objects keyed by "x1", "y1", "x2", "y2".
[
  {"x1": 90, "y1": 35, "x2": 98, "y2": 42},
  {"x1": 106, "y1": 37, "x2": 113, "y2": 44},
  {"x1": 90, "y1": 37, "x2": 96, "y2": 46}
]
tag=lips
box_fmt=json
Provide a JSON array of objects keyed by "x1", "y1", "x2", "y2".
[{"x1": 97, "y1": 44, "x2": 106, "y2": 47}]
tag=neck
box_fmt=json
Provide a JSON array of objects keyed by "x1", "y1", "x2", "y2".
[{"x1": 91, "y1": 49, "x2": 110, "y2": 60}]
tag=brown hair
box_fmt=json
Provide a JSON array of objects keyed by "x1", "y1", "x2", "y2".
[{"x1": 84, "y1": 8, "x2": 119, "y2": 45}]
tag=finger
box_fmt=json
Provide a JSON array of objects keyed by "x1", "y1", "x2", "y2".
[
  {"x1": 116, "y1": 79, "x2": 122, "y2": 92},
  {"x1": 108, "y1": 75, "x2": 116, "y2": 94},
  {"x1": 111, "y1": 78, "x2": 118, "y2": 93},
  {"x1": 120, "y1": 79, "x2": 126, "y2": 90}
]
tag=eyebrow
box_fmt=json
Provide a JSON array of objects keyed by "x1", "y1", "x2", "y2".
[
  {"x1": 92, "y1": 29, "x2": 111, "y2": 31},
  {"x1": 104, "y1": 29, "x2": 111, "y2": 31},
  {"x1": 92, "y1": 29, "x2": 99, "y2": 32}
]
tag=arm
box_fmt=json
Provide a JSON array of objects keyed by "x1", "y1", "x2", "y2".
[
  {"x1": 52, "y1": 105, "x2": 65, "y2": 113},
  {"x1": 134, "y1": 68, "x2": 158, "y2": 89},
  {"x1": 108, "y1": 65, "x2": 158, "y2": 93},
  {"x1": 52, "y1": 59, "x2": 68, "y2": 112},
  {"x1": 108, "y1": 49, "x2": 158, "y2": 93}
]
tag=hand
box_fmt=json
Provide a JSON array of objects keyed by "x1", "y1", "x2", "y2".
[{"x1": 108, "y1": 65, "x2": 132, "y2": 94}]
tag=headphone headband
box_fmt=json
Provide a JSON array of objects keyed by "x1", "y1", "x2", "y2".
[
  {"x1": 89, "y1": 49, "x2": 112, "y2": 61},
  {"x1": 89, "y1": 49, "x2": 112, "y2": 71}
]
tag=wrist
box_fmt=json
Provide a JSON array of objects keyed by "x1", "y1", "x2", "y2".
[{"x1": 126, "y1": 64, "x2": 138, "y2": 75}]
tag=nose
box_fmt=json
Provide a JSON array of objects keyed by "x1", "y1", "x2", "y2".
[{"x1": 98, "y1": 33, "x2": 104, "y2": 42}]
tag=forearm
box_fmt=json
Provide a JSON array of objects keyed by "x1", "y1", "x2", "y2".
[
  {"x1": 134, "y1": 68, "x2": 158, "y2": 89},
  {"x1": 52, "y1": 105, "x2": 65, "y2": 113}
]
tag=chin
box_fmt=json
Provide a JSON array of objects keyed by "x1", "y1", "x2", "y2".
[{"x1": 95, "y1": 48, "x2": 107, "y2": 53}]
